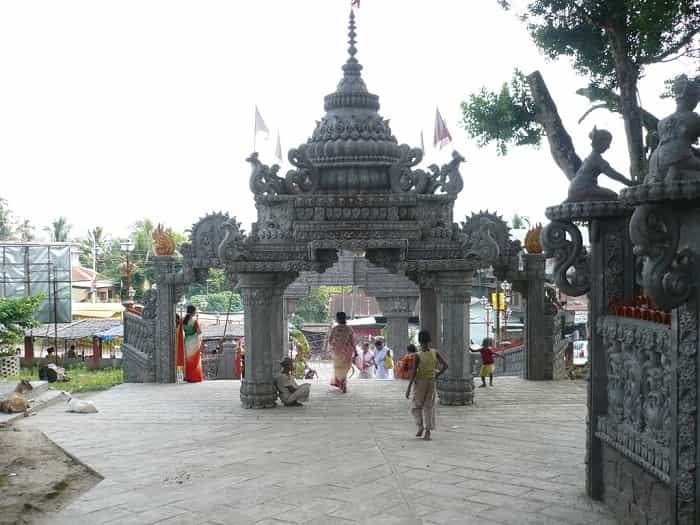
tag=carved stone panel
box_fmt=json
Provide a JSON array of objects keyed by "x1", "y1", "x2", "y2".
[{"x1": 597, "y1": 316, "x2": 672, "y2": 483}]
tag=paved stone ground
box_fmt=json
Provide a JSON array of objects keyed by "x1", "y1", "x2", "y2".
[{"x1": 20, "y1": 370, "x2": 617, "y2": 525}]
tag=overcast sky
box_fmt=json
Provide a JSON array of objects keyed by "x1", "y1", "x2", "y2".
[{"x1": 0, "y1": 0, "x2": 693, "y2": 242}]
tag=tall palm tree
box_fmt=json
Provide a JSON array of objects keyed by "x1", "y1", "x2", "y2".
[{"x1": 45, "y1": 217, "x2": 71, "y2": 242}]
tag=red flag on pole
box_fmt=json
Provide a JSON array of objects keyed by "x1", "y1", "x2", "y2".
[
  {"x1": 351, "y1": 0, "x2": 360, "y2": 8},
  {"x1": 433, "y1": 107, "x2": 452, "y2": 149}
]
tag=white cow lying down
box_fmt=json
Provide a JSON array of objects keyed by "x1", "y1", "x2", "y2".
[{"x1": 60, "y1": 392, "x2": 98, "y2": 413}]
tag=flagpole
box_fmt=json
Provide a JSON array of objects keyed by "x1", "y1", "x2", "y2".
[{"x1": 253, "y1": 107, "x2": 257, "y2": 153}]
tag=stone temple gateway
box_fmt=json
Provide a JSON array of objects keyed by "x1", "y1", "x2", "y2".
[{"x1": 123, "y1": 12, "x2": 544, "y2": 407}]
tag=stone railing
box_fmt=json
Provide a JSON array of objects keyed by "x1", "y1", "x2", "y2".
[
  {"x1": 471, "y1": 344, "x2": 526, "y2": 377},
  {"x1": 596, "y1": 315, "x2": 671, "y2": 483},
  {"x1": 122, "y1": 311, "x2": 156, "y2": 383}
]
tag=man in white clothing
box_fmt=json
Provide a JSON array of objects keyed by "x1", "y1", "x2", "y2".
[{"x1": 373, "y1": 337, "x2": 394, "y2": 380}]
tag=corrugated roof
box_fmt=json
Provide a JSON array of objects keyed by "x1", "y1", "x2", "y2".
[
  {"x1": 27, "y1": 319, "x2": 121, "y2": 340},
  {"x1": 201, "y1": 321, "x2": 244, "y2": 339}
]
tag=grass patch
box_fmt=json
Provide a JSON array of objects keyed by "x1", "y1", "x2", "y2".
[{"x1": 4, "y1": 365, "x2": 123, "y2": 393}]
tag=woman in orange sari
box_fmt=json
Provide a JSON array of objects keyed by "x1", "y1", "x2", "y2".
[
  {"x1": 176, "y1": 305, "x2": 204, "y2": 382},
  {"x1": 327, "y1": 311, "x2": 357, "y2": 393}
]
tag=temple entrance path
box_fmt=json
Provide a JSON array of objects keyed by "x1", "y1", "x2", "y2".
[{"x1": 21, "y1": 376, "x2": 616, "y2": 525}]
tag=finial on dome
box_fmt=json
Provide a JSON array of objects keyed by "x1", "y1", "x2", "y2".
[
  {"x1": 337, "y1": 9, "x2": 366, "y2": 93},
  {"x1": 347, "y1": 10, "x2": 358, "y2": 65}
]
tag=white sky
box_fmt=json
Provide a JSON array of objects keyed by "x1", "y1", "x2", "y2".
[{"x1": 0, "y1": 0, "x2": 694, "y2": 242}]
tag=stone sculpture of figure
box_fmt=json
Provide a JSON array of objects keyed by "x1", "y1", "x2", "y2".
[
  {"x1": 646, "y1": 74, "x2": 700, "y2": 183},
  {"x1": 566, "y1": 127, "x2": 633, "y2": 202}
]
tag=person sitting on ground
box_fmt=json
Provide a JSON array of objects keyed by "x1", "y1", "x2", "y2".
[
  {"x1": 66, "y1": 345, "x2": 77, "y2": 358},
  {"x1": 275, "y1": 357, "x2": 311, "y2": 406},
  {"x1": 395, "y1": 344, "x2": 418, "y2": 380},
  {"x1": 470, "y1": 337, "x2": 505, "y2": 387}
]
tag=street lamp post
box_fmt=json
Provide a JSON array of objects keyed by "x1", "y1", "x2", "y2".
[
  {"x1": 479, "y1": 296, "x2": 492, "y2": 344},
  {"x1": 501, "y1": 281, "x2": 512, "y2": 345},
  {"x1": 120, "y1": 239, "x2": 135, "y2": 304}
]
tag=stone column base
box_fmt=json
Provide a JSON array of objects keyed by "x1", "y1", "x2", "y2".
[
  {"x1": 437, "y1": 377, "x2": 474, "y2": 405},
  {"x1": 240, "y1": 380, "x2": 277, "y2": 409}
]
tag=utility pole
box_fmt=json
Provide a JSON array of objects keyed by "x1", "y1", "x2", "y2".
[{"x1": 91, "y1": 232, "x2": 97, "y2": 303}]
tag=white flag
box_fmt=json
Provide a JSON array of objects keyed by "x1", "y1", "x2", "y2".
[
  {"x1": 275, "y1": 132, "x2": 283, "y2": 163},
  {"x1": 420, "y1": 130, "x2": 425, "y2": 153},
  {"x1": 433, "y1": 107, "x2": 452, "y2": 149},
  {"x1": 254, "y1": 105, "x2": 270, "y2": 139}
]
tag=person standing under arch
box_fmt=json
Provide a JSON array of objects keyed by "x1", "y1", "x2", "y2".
[
  {"x1": 177, "y1": 305, "x2": 204, "y2": 382},
  {"x1": 327, "y1": 311, "x2": 357, "y2": 393}
]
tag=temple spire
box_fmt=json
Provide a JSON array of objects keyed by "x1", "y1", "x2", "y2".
[{"x1": 337, "y1": 9, "x2": 366, "y2": 94}]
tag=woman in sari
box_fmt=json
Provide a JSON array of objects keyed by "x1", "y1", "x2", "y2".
[
  {"x1": 327, "y1": 311, "x2": 357, "y2": 393},
  {"x1": 176, "y1": 305, "x2": 204, "y2": 382}
]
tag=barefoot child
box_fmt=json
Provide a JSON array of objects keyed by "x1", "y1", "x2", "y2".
[
  {"x1": 471, "y1": 337, "x2": 504, "y2": 387},
  {"x1": 405, "y1": 330, "x2": 448, "y2": 441}
]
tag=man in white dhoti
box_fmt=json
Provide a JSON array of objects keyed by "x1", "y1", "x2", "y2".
[
  {"x1": 373, "y1": 337, "x2": 394, "y2": 380},
  {"x1": 275, "y1": 357, "x2": 311, "y2": 406}
]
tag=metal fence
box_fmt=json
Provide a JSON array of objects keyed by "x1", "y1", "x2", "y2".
[{"x1": 0, "y1": 243, "x2": 72, "y2": 323}]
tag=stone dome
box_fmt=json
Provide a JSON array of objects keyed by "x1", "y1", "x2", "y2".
[{"x1": 299, "y1": 11, "x2": 402, "y2": 192}]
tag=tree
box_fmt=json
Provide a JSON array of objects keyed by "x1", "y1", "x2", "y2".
[
  {"x1": 188, "y1": 292, "x2": 242, "y2": 314},
  {"x1": 15, "y1": 219, "x2": 35, "y2": 242},
  {"x1": 291, "y1": 287, "x2": 331, "y2": 327},
  {"x1": 0, "y1": 197, "x2": 14, "y2": 240},
  {"x1": 511, "y1": 213, "x2": 531, "y2": 229},
  {"x1": 79, "y1": 226, "x2": 107, "y2": 270},
  {"x1": 463, "y1": 1, "x2": 700, "y2": 182},
  {"x1": 0, "y1": 295, "x2": 41, "y2": 352},
  {"x1": 45, "y1": 217, "x2": 72, "y2": 242}
]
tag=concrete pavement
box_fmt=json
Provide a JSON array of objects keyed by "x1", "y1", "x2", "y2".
[{"x1": 22, "y1": 371, "x2": 616, "y2": 524}]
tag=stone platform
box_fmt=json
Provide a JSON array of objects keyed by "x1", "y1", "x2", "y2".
[{"x1": 21, "y1": 375, "x2": 616, "y2": 524}]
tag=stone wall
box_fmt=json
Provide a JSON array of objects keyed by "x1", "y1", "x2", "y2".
[{"x1": 601, "y1": 445, "x2": 671, "y2": 525}]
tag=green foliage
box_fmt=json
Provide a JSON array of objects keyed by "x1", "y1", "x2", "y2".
[
  {"x1": 0, "y1": 197, "x2": 14, "y2": 240},
  {"x1": 0, "y1": 296, "x2": 41, "y2": 350},
  {"x1": 79, "y1": 226, "x2": 107, "y2": 270},
  {"x1": 15, "y1": 220, "x2": 34, "y2": 242},
  {"x1": 513, "y1": 1, "x2": 700, "y2": 88},
  {"x1": 188, "y1": 292, "x2": 241, "y2": 313},
  {"x1": 510, "y1": 214, "x2": 531, "y2": 229},
  {"x1": 461, "y1": 70, "x2": 542, "y2": 155},
  {"x1": 9, "y1": 364, "x2": 123, "y2": 393},
  {"x1": 45, "y1": 217, "x2": 71, "y2": 242},
  {"x1": 291, "y1": 287, "x2": 331, "y2": 327}
]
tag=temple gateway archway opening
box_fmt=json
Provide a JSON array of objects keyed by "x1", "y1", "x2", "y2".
[{"x1": 123, "y1": 11, "x2": 551, "y2": 409}]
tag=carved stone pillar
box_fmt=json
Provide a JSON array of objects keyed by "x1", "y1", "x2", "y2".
[
  {"x1": 628, "y1": 200, "x2": 700, "y2": 523},
  {"x1": 375, "y1": 296, "x2": 417, "y2": 361},
  {"x1": 436, "y1": 271, "x2": 473, "y2": 405},
  {"x1": 153, "y1": 255, "x2": 178, "y2": 383},
  {"x1": 543, "y1": 203, "x2": 634, "y2": 503},
  {"x1": 522, "y1": 254, "x2": 551, "y2": 380},
  {"x1": 238, "y1": 272, "x2": 290, "y2": 409},
  {"x1": 418, "y1": 274, "x2": 440, "y2": 349}
]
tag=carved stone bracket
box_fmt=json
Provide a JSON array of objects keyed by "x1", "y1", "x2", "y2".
[
  {"x1": 629, "y1": 204, "x2": 695, "y2": 311},
  {"x1": 541, "y1": 220, "x2": 591, "y2": 297},
  {"x1": 388, "y1": 148, "x2": 465, "y2": 195}
]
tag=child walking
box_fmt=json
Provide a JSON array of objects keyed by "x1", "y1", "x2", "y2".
[
  {"x1": 405, "y1": 330, "x2": 448, "y2": 441},
  {"x1": 471, "y1": 337, "x2": 504, "y2": 387}
]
